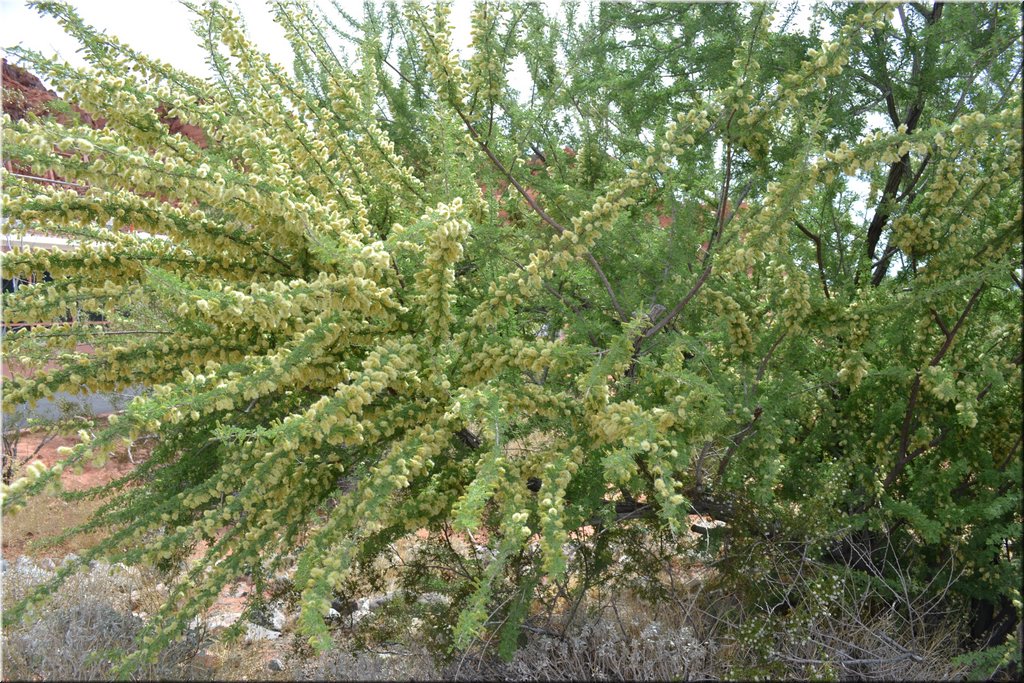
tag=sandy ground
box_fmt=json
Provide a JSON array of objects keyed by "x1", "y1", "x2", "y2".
[{"x1": 7, "y1": 424, "x2": 139, "y2": 491}]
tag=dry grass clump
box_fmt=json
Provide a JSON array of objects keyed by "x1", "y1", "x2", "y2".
[
  {"x1": 448, "y1": 607, "x2": 710, "y2": 681},
  {"x1": 693, "y1": 534, "x2": 973, "y2": 681},
  {"x1": 301, "y1": 644, "x2": 443, "y2": 681},
  {"x1": 1, "y1": 557, "x2": 210, "y2": 681}
]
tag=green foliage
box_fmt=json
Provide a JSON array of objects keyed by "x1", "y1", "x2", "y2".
[{"x1": 2, "y1": 0, "x2": 1021, "y2": 670}]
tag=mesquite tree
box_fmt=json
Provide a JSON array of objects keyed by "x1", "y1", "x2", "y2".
[{"x1": 2, "y1": 0, "x2": 1021, "y2": 670}]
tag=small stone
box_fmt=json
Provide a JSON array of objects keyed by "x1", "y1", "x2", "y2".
[
  {"x1": 207, "y1": 613, "x2": 241, "y2": 630},
  {"x1": 326, "y1": 608, "x2": 341, "y2": 620},
  {"x1": 268, "y1": 658, "x2": 284, "y2": 672},
  {"x1": 417, "y1": 592, "x2": 451, "y2": 606},
  {"x1": 244, "y1": 623, "x2": 281, "y2": 642}
]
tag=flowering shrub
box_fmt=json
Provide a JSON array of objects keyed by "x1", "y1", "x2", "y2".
[{"x1": 2, "y1": 0, "x2": 1020, "y2": 672}]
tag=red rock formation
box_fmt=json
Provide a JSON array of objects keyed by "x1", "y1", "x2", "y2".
[
  {"x1": 2, "y1": 58, "x2": 207, "y2": 149},
  {"x1": 3, "y1": 58, "x2": 211, "y2": 241},
  {"x1": 155, "y1": 103, "x2": 208, "y2": 149},
  {"x1": 2, "y1": 58, "x2": 103, "y2": 128}
]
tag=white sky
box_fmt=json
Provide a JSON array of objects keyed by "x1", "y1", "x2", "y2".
[
  {"x1": 1, "y1": 0, "x2": 332, "y2": 78},
  {"x1": 0, "y1": 0, "x2": 504, "y2": 80},
  {"x1": 0, "y1": 1, "x2": 829, "y2": 91}
]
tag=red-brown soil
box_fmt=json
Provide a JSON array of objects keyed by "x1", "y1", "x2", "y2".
[{"x1": 1, "y1": 417, "x2": 149, "y2": 557}]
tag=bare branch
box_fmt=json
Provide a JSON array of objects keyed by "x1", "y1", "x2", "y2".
[
  {"x1": 756, "y1": 331, "x2": 788, "y2": 385},
  {"x1": 717, "y1": 406, "x2": 763, "y2": 479},
  {"x1": 929, "y1": 284, "x2": 984, "y2": 367},
  {"x1": 642, "y1": 260, "x2": 714, "y2": 340}
]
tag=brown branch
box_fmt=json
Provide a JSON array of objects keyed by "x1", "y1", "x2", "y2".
[
  {"x1": 995, "y1": 433, "x2": 1023, "y2": 472},
  {"x1": 456, "y1": 428, "x2": 481, "y2": 450},
  {"x1": 886, "y1": 377, "x2": 924, "y2": 489},
  {"x1": 642, "y1": 260, "x2": 714, "y2": 340},
  {"x1": 584, "y1": 492, "x2": 738, "y2": 529},
  {"x1": 693, "y1": 440, "x2": 715, "y2": 495},
  {"x1": 756, "y1": 331, "x2": 788, "y2": 386},
  {"x1": 640, "y1": 119, "x2": 737, "y2": 341},
  {"x1": 866, "y1": 3, "x2": 943, "y2": 285},
  {"x1": 976, "y1": 344, "x2": 1022, "y2": 403},
  {"x1": 908, "y1": 2, "x2": 931, "y2": 19},
  {"x1": 584, "y1": 501, "x2": 653, "y2": 528},
  {"x1": 929, "y1": 284, "x2": 984, "y2": 366},
  {"x1": 712, "y1": 127, "x2": 735, "y2": 245},
  {"x1": 930, "y1": 308, "x2": 950, "y2": 337},
  {"x1": 882, "y1": 283, "x2": 984, "y2": 488},
  {"x1": 894, "y1": 153, "x2": 931, "y2": 203},
  {"x1": 795, "y1": 220, "x2": 831, "y2": 299},
  {"x1": 717, "y1": 406, "x2": 763, "y2": 479}
]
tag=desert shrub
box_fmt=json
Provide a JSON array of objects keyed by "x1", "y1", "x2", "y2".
[
  {"x1": 448, "y1": 607, "x2": 710, "y2": 682},
  {"x1": 1, "y1": 557, "x2": 209, "y2": 680},
  {"x1": 700, "y1": 530, "x2": 973, "y2": 681},
  {"x1": 301, "y1": 644, "x2": 443, "y2": 681},
  {"x1": 1, "y1": 0, "x2": 1019, "y2": 673}
]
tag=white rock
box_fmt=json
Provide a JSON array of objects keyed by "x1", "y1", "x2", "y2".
[
  {"x1": 244, "y1": 623, "x2": 281, "y2": 642},
  {"x1": 416, "y1": 592, "x2": 451, "y2": 606},
  {"x1": 206, "y1": 613, "x2": 241, "y2": 630}
]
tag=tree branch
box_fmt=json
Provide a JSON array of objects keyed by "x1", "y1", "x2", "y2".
[
  {"x1": 930, "y1": 308, "x2": 950, "y2": 337},
  {"x1": 882, "y1": 283, "x2": 984, "y2": 488},
  {"x1": 865, "y1": 3, "x2": 944, "y2": 285},
  {"x1": 640, "y1": 118, "x2": 737, "y2": 341},
  {"x1": 795, "y1": 220, "x2": 831, "y2": 299}
]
